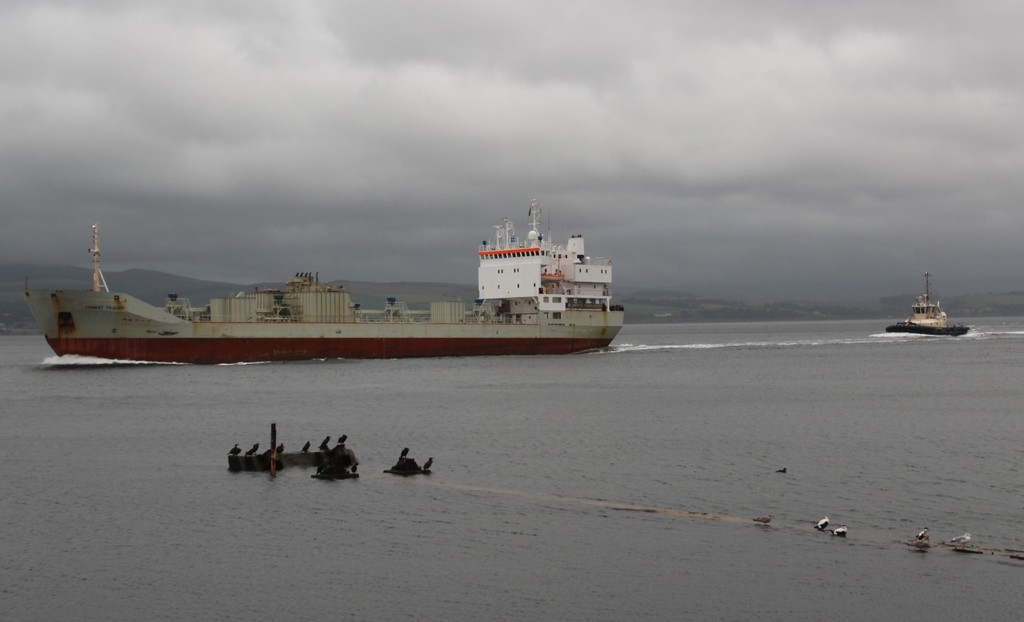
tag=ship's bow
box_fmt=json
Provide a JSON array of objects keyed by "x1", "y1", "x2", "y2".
[{"x1": 23, "y1": 290, "x2": 62, "y2": 338}]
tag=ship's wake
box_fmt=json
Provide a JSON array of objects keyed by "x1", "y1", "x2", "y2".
[
  {"x1": 601, "y1": 327, "x2": 1024, "y2": 355},
  {"x1": 39, "y1": 355, "x2": 281, "y2": 367},
  {"x1": 40, "y1": 355, "x2": 183, "y2": 367},
  {"x1": 875, "y1": 328, "x2": 1024, "y2": 340},
  {"x1": 601, "y1": 337, "x2": 884, "y2": 354}
]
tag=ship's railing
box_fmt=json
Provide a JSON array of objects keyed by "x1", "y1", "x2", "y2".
[
  {"x1": 566, "y1": 300, "x2": 610, "y2": 311},
  {"x1": 164, "y1": 296, "x2": 196, "y2": 320},
  {"x1": 486, "y1": 314, "x2": 540, "y2": 325},
  {"x1": 358, "y1": 310, "x2": 432, "y2": 323}
]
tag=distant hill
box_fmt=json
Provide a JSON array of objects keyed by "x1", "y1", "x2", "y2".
[{"x1": 4, "y1": 263, "x2": 1024, "y2": 333}]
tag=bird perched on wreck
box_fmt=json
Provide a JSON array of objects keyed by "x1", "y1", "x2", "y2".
[
  {"x1": 245, "y1": 443, "x2": 259, "y2": 456},
  {"x1": 815, "y1": 516, "x2": 829, "y2": 531},
  {"x1": 318, "y1": 436, "x2": 331, "y2": 451},
  {"x1": 275, "y1": 443, "x2": 284, "y2": 453},
  {"x1": 908, "y1": 528, "x2": 931, "y2": 550},
  {"x1": 229, "y1": 444, "x2": 241, "y2": 456},
  {"x1": 949, "y1": 532, "x2": 971, "y2": 546},
  {"x1": 753, "y1": 514, "x2": 773, "y2": 525},
  {"x1": 301, "y1": 441, "x2": 311, "y2": 453},
  {"x1": 423, "y1": 457, "x2": 433, "y2": 471}
]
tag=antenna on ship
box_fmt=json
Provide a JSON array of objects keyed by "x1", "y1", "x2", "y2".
[
  {"x1": 90, "y1": 223, "x2": 109, "y2": 293},
  {"x1": 923, "y1": 271, "x2": 931, "y2": 304},
  {"x1": 528, "y1": 198, "x2": 541, "y2": 233}
]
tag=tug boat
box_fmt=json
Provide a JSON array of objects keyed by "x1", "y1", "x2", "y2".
[{"x1": 885, "y1": 273, "x2": 969, "y2": 336}]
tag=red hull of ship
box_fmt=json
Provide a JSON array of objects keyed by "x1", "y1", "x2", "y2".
[{"x1": 46, "y1": 336, "x2": 615, "y2": 364}]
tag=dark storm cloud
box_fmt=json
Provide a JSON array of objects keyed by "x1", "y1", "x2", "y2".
[{"x1": 3, "y1": 1, "x2": 1023, "y2": 300}]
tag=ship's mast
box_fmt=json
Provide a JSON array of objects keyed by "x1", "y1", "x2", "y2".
[
  {"x1": 923, "y1": 271, "x2": 931, "y2": 304},
  {"x1": 91, "y1": 223, "x2": 109, "y2": 293},
  {"x1": 528, "y1": 198, "x2": 541, "y2": 233}
]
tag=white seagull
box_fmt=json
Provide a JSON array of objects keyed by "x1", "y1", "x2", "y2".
[
  {"x1": 815, "y1": 516, "x2": 829, "y2": 531},
  {"x1": 830, "y1": 525, "x2": 848, "y2": 537},
  {"x1": 949, "y1": 532, "x2": 971, "y2": 545}
]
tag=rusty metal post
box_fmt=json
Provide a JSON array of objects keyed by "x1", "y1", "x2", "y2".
[{"x1": 270, "y1": 422, "x2": 277, "y2": 477}]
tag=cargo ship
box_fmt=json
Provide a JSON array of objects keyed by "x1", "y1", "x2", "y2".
[
  {"x1": 24, "y1": 201, "x2": 624, "y2": 363},
  {"x1": 885, "y1": 272, "x2": 969, "y2": 336}
]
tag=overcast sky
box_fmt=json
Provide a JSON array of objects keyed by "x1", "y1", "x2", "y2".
[{"x1": 3, "y1": 1, "x2": 1023, "y2": 300}]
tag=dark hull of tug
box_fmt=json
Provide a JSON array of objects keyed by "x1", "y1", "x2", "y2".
[
  {"x1": 43, "y1": 335, "x2": 616, "y2": 364},
  {"x1": 885, "y1": 323, "x2": 970, "y2": 336}
]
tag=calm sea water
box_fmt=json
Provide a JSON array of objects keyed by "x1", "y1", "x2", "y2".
[{"x1": 2, "y1": 319, "x2": 1023, "y2": 621}]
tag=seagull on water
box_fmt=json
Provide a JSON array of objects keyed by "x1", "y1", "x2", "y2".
[
  {"x1": 228, "y1": 444, "x2": 241, "y2": 456},
  {"x1": 949, "y1": 532, "x2": 971, "y2": 545},
  {"x1": 916, "y1": 528, "x2": 929, "y2": 541},
  {"x1": 753, "y1": 514, "x2": 773, "y2": 525},
  {"x1": 775, "y1": 467, "x2": 787, "y2": 473},
  {"x1": 830, "y1": 525, "x2": 848, "y2": 537},
  {"x1": 815, "y1": 516, "x2": 829, "y2": 531}
]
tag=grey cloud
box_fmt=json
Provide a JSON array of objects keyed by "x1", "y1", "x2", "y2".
[{"x1": 3, "y1": 1, "x2": 1024, "y2": 301}]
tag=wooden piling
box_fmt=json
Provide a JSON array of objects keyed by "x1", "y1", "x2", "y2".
[{"x1": 270, "y1": 422, "x2": 277, "y2": 477}]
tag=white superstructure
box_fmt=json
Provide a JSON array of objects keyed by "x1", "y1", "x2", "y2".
[{"x1": 477, "y1": 199, "x2": 613, "y2": 324}]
